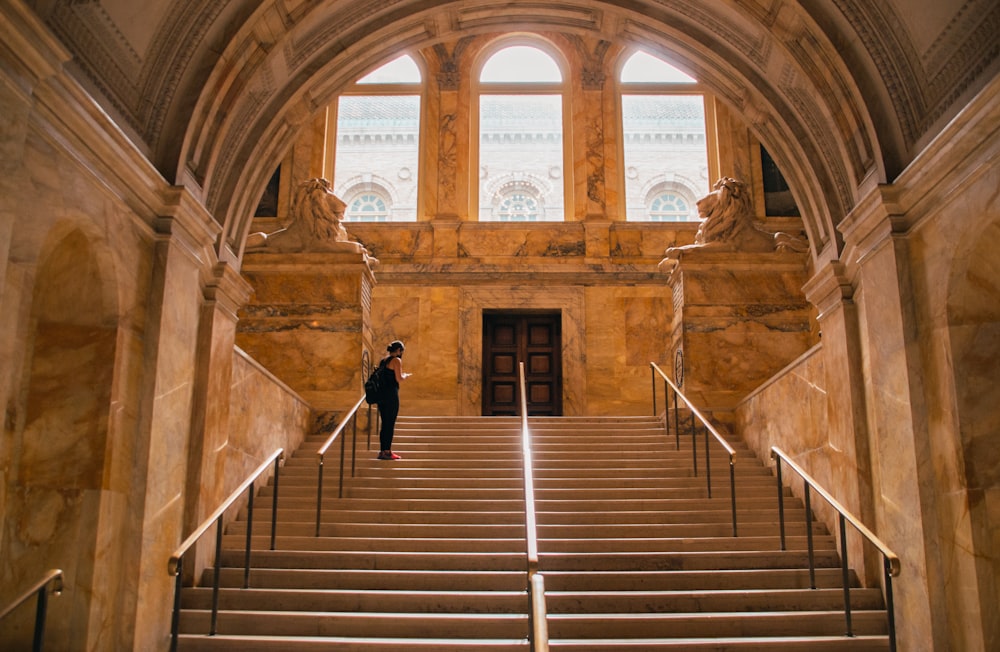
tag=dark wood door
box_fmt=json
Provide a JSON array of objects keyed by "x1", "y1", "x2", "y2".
[{"x1": 482, "y1": 311, "x2": 562, "y2": 416}]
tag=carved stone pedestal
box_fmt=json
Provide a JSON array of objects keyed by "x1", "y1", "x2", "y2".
[
  {"x1": 665, "y1": 250, "x2": 813, "y2": 411},
  {"x1": 235, "y1": 252, "x2": 376, "y2": 409}
]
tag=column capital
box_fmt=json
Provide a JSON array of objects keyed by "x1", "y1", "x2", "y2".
[
  {"x1": 202, "y1": 262, "x2": 252, "y2": 321},
  {"x1": 838, "y1": 184, "x2": 907, "y2": 269},
  {"x1": 803, "y1": 261, "x2": 854, "y2": 321}
]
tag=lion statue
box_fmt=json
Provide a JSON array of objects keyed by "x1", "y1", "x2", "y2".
[
  {"x1": 245, "y1": 178, "x2": 372, "y2": 258},
  {"x1": 659, "y1": 177, "x2": 806, "y2": 271}
]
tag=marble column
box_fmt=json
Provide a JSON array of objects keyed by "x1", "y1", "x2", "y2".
[
  {"x1": 132, "y1": 194, "x2": 222, "y2": 651},
  {"x1": 236, "y1": 252, "x2": 377, "y2": 410},
  {"x1": 837, "y1": 187, "x2": 942, "y2": 650},
  {"x1": 802, "y1": 261, "x2": 878, "y2": 585},
  {"x1": 183, "y1": 262, "x2": 253, "y2": 581},
  {"x1": 665, "y1": 249, "x2": 812, "y2": 411}
]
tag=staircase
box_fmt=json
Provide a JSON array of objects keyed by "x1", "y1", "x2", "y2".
[{"x1": 174, "y1": 415, "x2": 891, "y2": 650}]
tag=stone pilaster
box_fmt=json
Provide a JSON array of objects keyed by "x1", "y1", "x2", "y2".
[
  {"x1": 801, "y1": 260, "x2": 878, "y2": 584},
  {"x1": 183, "y1": 261, "x2": 252, "y2": 580},
  {"x1": 132, "y1": 190, "x2": 221, "y2": 651},
  {"x1": 837, "y1": 185, "x2": 942, "y2": 650}
]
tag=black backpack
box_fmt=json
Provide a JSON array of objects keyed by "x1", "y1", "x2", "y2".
[{"x1": 364, "y1": 360, "x2": 385, "y2": 404}]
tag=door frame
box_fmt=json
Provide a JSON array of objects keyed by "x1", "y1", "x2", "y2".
[
  {"x1": 457, "y1": 286, "x2": 586, "y2": 416},
  {"x1": 482, "y1": 309, "x2": 563, "y2": 416}
]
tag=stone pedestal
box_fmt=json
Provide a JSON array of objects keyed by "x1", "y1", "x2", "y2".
[
  {"x1": 666, "y1": 250, "x2": 813, "y2": 410},
  {"x1": 235, "y1": 252, "x2": 376, "y2": 409}
]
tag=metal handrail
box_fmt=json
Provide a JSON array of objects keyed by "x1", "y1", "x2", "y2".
[
  {"x1": 518, "y1": 362, "x2": 548, "y2": 651},
  {"x1": 315, "y1": 394, "x2": 373, "y2": 536},
  {"x1": 770, "y1": 447, "x2": 900, "y2": 651},
  {"x1": 0, "y1": 568, "x2": 62, "y2": 652},
  {"x1": 167, "y1": 448, "x2": 284, "y2": 651},
  {"x1": 650, "y1": 362, "x2": 738, "y2": 536}
]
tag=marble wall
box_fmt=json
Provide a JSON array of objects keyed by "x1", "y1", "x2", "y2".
[{"x1": 347, "y1": 220, "x2": 688, "y2": 417}]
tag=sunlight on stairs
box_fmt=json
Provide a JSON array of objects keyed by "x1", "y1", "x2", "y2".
[{"x1": 174, "y1": 415, "x2": 890, "y2": 651}]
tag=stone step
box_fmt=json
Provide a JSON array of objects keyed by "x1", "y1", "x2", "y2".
[
  {"x1": 178, "y1": 414, "x2": 888, "y2": 650},
  {"x1": 204, "y1": 568, "x2": 527, "y2": 591},
  {"x1": 227, "y1": 521, "x2": 820, "y2": 540},
  {"x1": 178, "y1": 610, "x2": 528, "y2": 639},
  {"x1": 219, "y1": 534, "x2": 834, "y2": 554},
  {"x1": 249, "y1": 495, "x2": 801, "y2": 514},
  {"x1": 177, "y1": 633, "x2": 529, "y2": 651},
  {"x1": 203, "y1": 567, "x2": 852, "y2": 593},
  {"x1": 176, "y1": 633, "x2": 888, "y2": 651},
  {"x1": 243, "y1": 506, "x2": 810, "y2": 526},
  {"x1": 181, "y1": 587, "x2": 528, "y2": 613},
  {"x1": 545, "y1": 610, "x2": 889, "y2": 638}
]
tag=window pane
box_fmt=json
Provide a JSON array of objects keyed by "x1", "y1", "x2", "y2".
[
  {"x1": 622, "y1": 94, "x2": 707, "y2": 221},
  {"x1": 621, "y1": 51, "x2": 696, "y2": 83},
  {"x1": 357, "y1": 55, "x2": 421, "y2": 84},
  {"x1": 480, "y1": 46, "x2": 561, "y2": 83},
  {"x1": 334, "y1": 95, "x2": 419, "y2": 221},
  {"x1": 479, "y1": 95, "x2": 563, "y2": 221}
]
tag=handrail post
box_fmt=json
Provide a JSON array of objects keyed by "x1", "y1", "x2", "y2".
[
  {"x1": 209, "y1": 516, "x2": 223, "y2": 635},
  {"x1": 839, "y1": 515, "x2": 854, "y2": 637},
  {"x1": 728, "y1": 456, "x2": 737, "y2": 537},
  {"x1": 32, "y1": 582, "x2": 51, "y2": 652},
  {"x1": 351, "y1": 412, "x2": 358, "y2": 477},
  {"x1": 315, "y1": 455, "x2": 325, "y2": 537},
  {"x1": 243, "y1": 480, "x2": 254, "y2": 589},
  {"x1": 775, "y1": 456, "x2": 786, "y2": 551},
  {"x1": 170, "y1": 558, "x2": 183, "y2": 651},
  {"x1": 704, "y1": 423, "x2": 712, "y2": 498},
  {"x1": 270, "y1": 455, "x2": 280, "y2": 551},
  {"x1": 690, "y1": 411, "x2": 698, "y2": 477},
  {"x1": 884, "y1": 557, "x2": 897, "y2": 652},
  {"x1": 672, "y1": 389, "x2": 679, "y2": 450},
  {"x1": 651, "y1": 364, "x2": 657, "y2": 416},
  {"x1": 805, "y1": 485, "x2": 816, "y2": 589},
  {"x1": 339, "y1": 428, "x2": 346, "y2": 499}
]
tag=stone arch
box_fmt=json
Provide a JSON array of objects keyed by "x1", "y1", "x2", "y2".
[
  {"x1": 187, "y1": 2, "x2": 881, "y2": 267},
  {"x1": 3, "y1": 225, "x2": 120, "y2": 648},
  {"x1": 947, "y1": 214, "x2": 1000, "y2": 647}
]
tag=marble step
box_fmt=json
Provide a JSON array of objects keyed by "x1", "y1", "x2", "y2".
[
  {"x1": 213, "y1": 548, "x2": 839, "y2": 572},
  {"x1": 178, "y1": 610, "x2": 528, "y2": 639},
  {"x1": 226, "y1": 521, "x2": 820, "y2": 540},
  {"x1": 177, "y1": 609, "x2": 886, "y2": 640},
  {"x1": 218, "y1": 534, "x2": 835, "y2": 555},
  {"x1": 545, "y1": 610, "x2": 889, "y2": 638},
  {"x1": 202, "y1": 567, "x2": 852, "y2": 593},
  {"x1": 176, "y1": 634, "x2": 887, "y2": 651},
  {"x1": 243, "y1": 506, "x2": 809, "y2": 526}
]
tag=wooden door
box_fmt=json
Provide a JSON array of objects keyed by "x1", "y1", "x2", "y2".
[{"x1": 482, "y1": 311, "x2": 562, "y2": 416}]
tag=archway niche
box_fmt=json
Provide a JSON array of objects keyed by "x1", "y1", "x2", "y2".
[{"x1": 4, "y1": 227, "x2": 118, "y2": 648}]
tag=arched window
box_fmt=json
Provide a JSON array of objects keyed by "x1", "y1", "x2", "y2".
[
  {"x1": 493, "y1": 182, "x2": 543, "y2": 221},
  {"x1": 332, "y1": 55, "x2": 421, "y2": 221},
  {"x1": 620, "y1": 51, "x2": 712, "y2": 221},
  {"x1": 649, "y1": 192, "x2": 691, "y2": 221},
  {"x1": 476, "y1": 43, "x2": 568, "y2": 221},
  {"x1": 346, "y1": 191, "x2": 391, "y2": 222}
]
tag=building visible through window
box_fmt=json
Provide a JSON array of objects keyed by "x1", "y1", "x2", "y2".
[
  {"x1": 621, "y1": 51, "x2": 709, "y2": 221},
  {"x1": 333, "y1": 55, "x2": 421, "y2": 221},
  {"x1": 477, "y1": 44, "x2": 566, "y2": 221}
]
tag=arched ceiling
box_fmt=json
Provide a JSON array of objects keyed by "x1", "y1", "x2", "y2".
[{"x1": 29, "y1": 0, "x2": 1000, "y2": 265}]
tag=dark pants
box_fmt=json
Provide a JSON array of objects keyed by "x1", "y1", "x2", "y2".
[{"x1": 378, "y1": 390, "x2": 399, "y2": 451}]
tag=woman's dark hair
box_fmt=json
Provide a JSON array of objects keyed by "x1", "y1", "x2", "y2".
[{"x1": 387, "y1": 340, "x2": 405, "y2": 353}]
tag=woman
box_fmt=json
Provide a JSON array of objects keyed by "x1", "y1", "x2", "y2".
[{"x1": 377, "y1": 340, "x2": 410, "y2": 460}]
